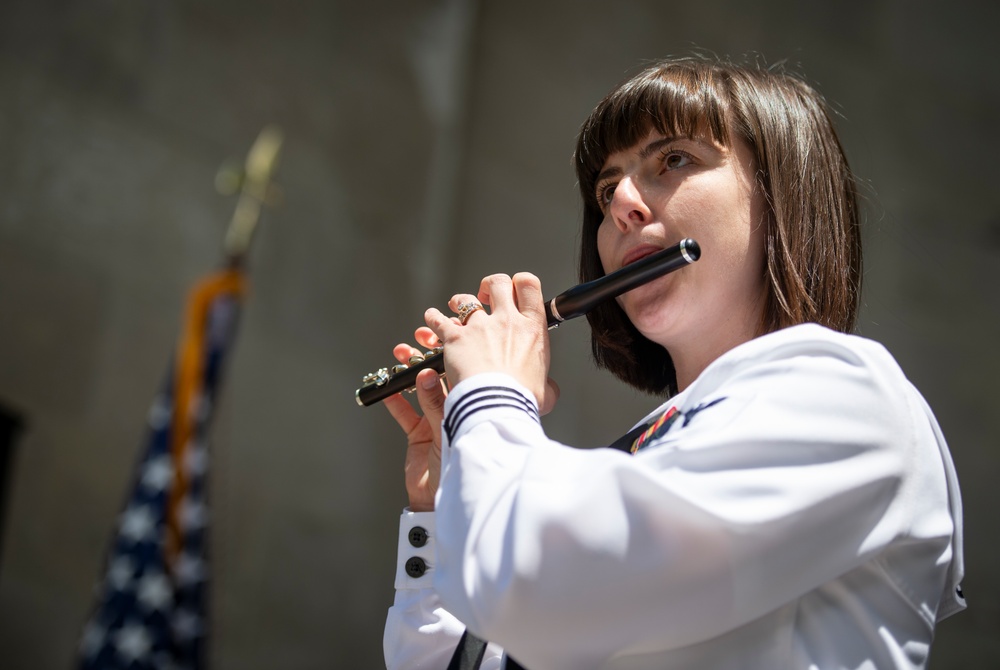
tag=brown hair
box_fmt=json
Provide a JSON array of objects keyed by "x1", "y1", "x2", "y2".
[{"x1": 574, "y1": 57, "x2": 862, "y2": 395}]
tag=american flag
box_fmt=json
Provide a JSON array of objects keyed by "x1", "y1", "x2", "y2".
[{"x1": 77, "y1": 269, "x2": 245, "y2": 670}]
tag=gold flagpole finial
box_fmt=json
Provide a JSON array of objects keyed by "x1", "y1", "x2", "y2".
[{"x1": 220, "y1": 125, "x2": 284, "y2": 262}]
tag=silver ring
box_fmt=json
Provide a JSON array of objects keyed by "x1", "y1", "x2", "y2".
[{"x1": 457, "y1": 302, "x2": 485, "y2": 325}]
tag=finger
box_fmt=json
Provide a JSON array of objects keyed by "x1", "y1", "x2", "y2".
[
  {"x1": 478, "y1": 274, "x2": 515, "y2": 313},
  {"x1": 393, "y1": 342, "x2": 424, "y2": 365},
  {"x1": 511, "y1": 272, "x2": 545, "y2": 319},
  {"x1": 414, "y1": 327, "x2": 441, "y2": 350},
  {"x1": 383, "y1": 392, "x2": 422, "y2": 435},
  {"x1": 414, "y1": 368, "x2": 447, "y2": 446},
  {"x1": 425, "y1": 307, "x2": 459, "y2": 341}
]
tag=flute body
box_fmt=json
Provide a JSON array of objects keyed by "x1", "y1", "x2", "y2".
[{"x1": 355, "y1": 238, "x2": 700, "y2": 407}]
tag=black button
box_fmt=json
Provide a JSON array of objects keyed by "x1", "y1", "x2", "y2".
[
  {"x1": 408, "y1": 526, "x2": 428, "y2": 548},
  {"x1": 405, "y1": 557, "x2": 427, "y2": 578}
]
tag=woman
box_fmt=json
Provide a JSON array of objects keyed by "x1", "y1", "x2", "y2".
[{"x1": 381, "y1": 57, "x2": 965, "y2": 670}]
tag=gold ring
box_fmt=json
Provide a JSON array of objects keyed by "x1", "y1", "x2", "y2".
[{"x1": 457, "y1": 302, "x2": 485, "y2": 325}]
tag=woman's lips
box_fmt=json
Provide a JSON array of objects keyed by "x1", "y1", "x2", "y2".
[{"x1": 620, "y1": 244, "x2": 663, "y2": 269}]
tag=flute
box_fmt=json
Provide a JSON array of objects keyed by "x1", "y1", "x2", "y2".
[{"x1": 355, "y1": 238, "x2": 700, "y2": 407}]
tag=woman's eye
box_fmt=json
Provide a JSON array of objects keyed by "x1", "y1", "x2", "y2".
[
  {"x1": 663, "y1": 151, "x2": 693, "y2": 170},
  {"x1": 597, "y1": 184, "x2": 616, "y2": 209}
]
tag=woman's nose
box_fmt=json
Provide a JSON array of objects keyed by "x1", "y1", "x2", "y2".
[{"x1": 609, "y1": 177, "x2": 650, "y2": 231}]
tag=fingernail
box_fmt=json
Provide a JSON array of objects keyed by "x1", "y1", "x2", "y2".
[{"x1": 420, "y1": 373, "x2": 439, "y2": 390}]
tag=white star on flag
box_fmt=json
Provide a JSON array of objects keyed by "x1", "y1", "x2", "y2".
[
  {"x1": 119, "y1": 504, "x2": 157, "y2": 544},
  {"x1": 137, "y1": 570, "x2": 173, "y2": 612},
  {"x1": 141, "y1": 454, "x2": 175, "y2": 492},
  {"x1": 78, "y1": 620, "x2": 106, "y2": 658},
  {"x1": 173, "y1": 608, "x2": 203, "y2": 641},
  {"x1": 173, "y1": 551, "x2": 207, "y2": 586},
  {"x1": 184, "y1": 440, "x2": 209, "y2": 476},
  {"x1": 147, "y1": 396, "x2": 172, "y2": 430},
  {"x1": 113, "y1": 621, "x2": 153, "y2": 663},
  {"x1": 107, "y1": 555, "x2": 135, "y2": 590},
  {"x1": 179, "y1": 496, "x2": 208, "y2": 530}
]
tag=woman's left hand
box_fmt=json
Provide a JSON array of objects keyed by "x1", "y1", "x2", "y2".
[{"x1": 424, "y1": 272, "x2": 559, "y2": 414}]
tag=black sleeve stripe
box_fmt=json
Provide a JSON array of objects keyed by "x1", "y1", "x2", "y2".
[
  {"x1": 445, "y1": 386, "x2": 538, "y2": 435},
  {"x1": 445, "y1": 386, "x2": 539, "y2": 442},
  {"x1": 446, "y1": 395, "x2": 539, "y2": 442}
]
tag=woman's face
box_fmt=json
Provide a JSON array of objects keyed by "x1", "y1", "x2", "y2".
[{"x1": 595, "y1": 130, "x2": 769, "y2": 369}]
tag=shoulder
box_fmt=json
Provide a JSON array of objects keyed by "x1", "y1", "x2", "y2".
[
  {"x1": 732, "y1": 322, "x2": 895, "y2": 365},
  {"x1": 628, "y1": 327, "x2": 951, "y2": 513},
  {"x1": 692, "y1": 323, "x2": 906, "y2": 395},
  {"x1": 665, "y1": 324, "x2": 924, "y2": 446}
]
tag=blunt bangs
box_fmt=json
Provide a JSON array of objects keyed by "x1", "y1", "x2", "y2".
[{"x1": 575, "y1": 63, "x2": 734, "y2": 221}]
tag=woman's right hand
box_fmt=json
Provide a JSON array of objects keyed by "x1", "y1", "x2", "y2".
[{"x1": 383, "y1": 328, "x2": 448, "y2": 512}]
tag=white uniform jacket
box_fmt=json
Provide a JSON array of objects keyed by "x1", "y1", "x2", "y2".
[{"x1": 384, "y1": 324, "x2": 966, "y2": 670}]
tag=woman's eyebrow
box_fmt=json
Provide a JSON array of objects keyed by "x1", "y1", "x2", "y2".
[
  {"x1": 594, "y1": 164, "x2": 622, "y2": 186},
  {"x1": 595, "y1": 136, "x2": 699, "y2": 186},
  {"x1": 637, "y1": 136, "x2": 678, "y2": 159}
]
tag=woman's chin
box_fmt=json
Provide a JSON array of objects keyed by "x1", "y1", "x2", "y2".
[{"x1": 627, "y1": 306, "x2": 680, "y2": 346}]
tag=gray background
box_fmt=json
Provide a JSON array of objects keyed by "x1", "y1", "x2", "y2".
[{"x1": 1, "y1": 0, "x2": 997, "y2": 667}]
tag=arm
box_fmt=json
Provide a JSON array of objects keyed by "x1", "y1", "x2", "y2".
[
  {"x1": 383, "y1": 271, "x2": 560, "y2": 668},
  {"x1": 431, "y1": 333, "x2": 932, "y2": 667},
  {"x1": 381, "y1": 328, "x2": 511, "y2": 668}
]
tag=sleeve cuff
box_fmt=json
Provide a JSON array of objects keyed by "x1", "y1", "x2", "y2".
[
  {"x1": 394, "y1": 509, "x2": 437, "y2": 590},
  {"x1": 442, "y1": 373, "x2": 540, "y2": 447}
]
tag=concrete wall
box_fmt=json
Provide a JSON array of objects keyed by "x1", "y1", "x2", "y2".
[{"x1": 1, "y1": 0, "x2": 997, "y2": 667}]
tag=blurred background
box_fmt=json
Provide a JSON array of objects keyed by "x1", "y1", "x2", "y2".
[{"x1": 1, "y1": 0, "x2": 997, "y2": 667}]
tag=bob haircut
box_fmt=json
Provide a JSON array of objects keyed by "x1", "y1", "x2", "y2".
[{"x1": 574, "y1": 57, "x2": 862, "y2": 396}]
